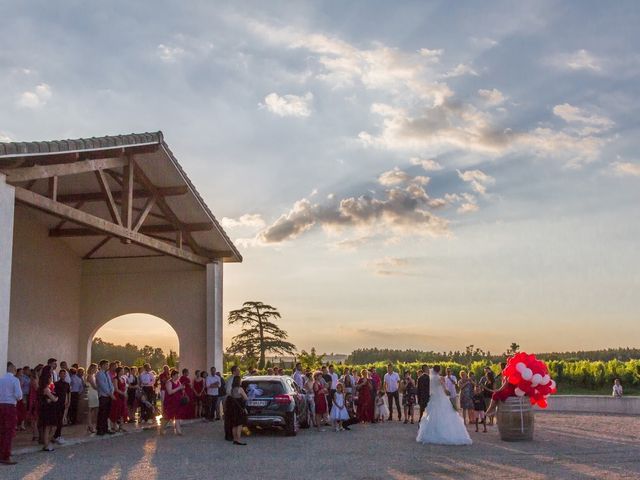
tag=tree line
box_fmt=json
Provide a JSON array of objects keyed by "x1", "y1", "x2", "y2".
[{"x1": 91, "y1": 337, "x2": 178, "y2": 371}]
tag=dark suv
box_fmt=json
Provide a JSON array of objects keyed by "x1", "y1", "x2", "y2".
[{"x1": 242, "y1": 375, "x2": 309, "y2": 436}]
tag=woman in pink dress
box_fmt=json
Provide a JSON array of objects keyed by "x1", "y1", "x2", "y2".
[
  {"x1": 193, "y1": 371, "x2": 205, "y2": 418},
  {"x1": 356, "y1": 369, "x2": 374, "y2": 423},
  {"x1": 178, "y1": 369, "x2": 195, "y2": 419},
  {"x1": 160, "y1": 370, "x2": 184, "y2": 435},
  {"x1": 109, "y1": 367, "x2": 127, "y2": 432},
  {"x1": 312, "y1": 371, "x2": 328, "y2": 431}
]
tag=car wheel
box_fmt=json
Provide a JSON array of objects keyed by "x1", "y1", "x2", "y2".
[{"x1": 285, "y1": 412, "x2": 297, "y2": 436}]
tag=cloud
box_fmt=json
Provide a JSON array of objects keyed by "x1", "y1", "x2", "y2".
[
  {"x1": 478, "y1": 88, "x2": 506, "y2": 106},
  {"x1": 220, "y1": 213, "x2": 266, "y2": 229},
  {"x1": 611, "y1": 161, "x2": 640, "y2": 177},
  {"x1": 442, "y1": 63, "x2": 478, "y2": 78},
  {"x1": 457, "y1": 201, "x2": 479, "y2": 214},
  {"x1": 157, "y1": 44, "x2": 186, "y2": 62},
  {"x1": 262, "y1": 92, "x2": 313, "y2": 117},
  {"x1": 418, "y1": 48, "x2": 443, "y2": 62},
  {"x1": 550, "y1": 49, "x2": 602, "y2": 72},
  {"x1": 410, "y1": 157, "x2": 443, "y2": 171},
  {"x1": 367, "y1": 257, "x2": 422, "y2": 276},
  {"x1": 256, "y1": 175, "x2": 450, "y2": 244},
  {"x1": 553, "y1": 103, "x2": 614, "y2": 134},
  {"x1": 378, "y1": 167, "x2": 413, "y2": 186},
  {"x1": 331, "y1": 236, "x2": 375, "y2": 251},
  {"x1": 0, "y1": 132, "x2": 12, "y2": 142},
  {"x1": 470, "y1": 37, "x2": 498, "y2": 49},
  {"x1": 17, "y1": 83, "x2": 52, "y2": 108},
  {"x1": 244, "y1": 20, "x2": 452, "y2": 106},
  {"x1": 457, "y1": 169, "x2": 495, "y2": 195}
]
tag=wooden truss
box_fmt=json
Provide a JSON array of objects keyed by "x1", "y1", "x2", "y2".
[{"x1": 2, "y1": 147, "x2": 223, "y2": 265}]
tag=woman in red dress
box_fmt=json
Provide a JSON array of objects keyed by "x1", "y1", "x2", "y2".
[
  {"x1": 356, "y1": 369, "x2": 374, "y2": 423},
  {"x1": 193, "y1": 370, "x2": 205, "y2": 418},
  {"x1": 109, "y1": 367, "x2": 127, "y2": 432},
  {"x1": 312, "y1": 371, "x2": 328, "y2": 431},
  {"x1": 160, "y1": 370, "x2": 184, "y2": 435},
  {"x1": 178, "y1": 368, "x2": 195, "y2": 419}
]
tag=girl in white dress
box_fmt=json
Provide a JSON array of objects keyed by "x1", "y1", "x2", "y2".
[
  {"x1": 416, "y1": 366, "x2": 472, "y2": 445},
  {"x1": 375, "y1": 390, "x2": 389, "y2": 422},
  {"x1": 330, "y1": 384, "x2": 349, "y2": 431},
  {"x1": 86, "y1": 363, "x2": 99, "y2": 434}
]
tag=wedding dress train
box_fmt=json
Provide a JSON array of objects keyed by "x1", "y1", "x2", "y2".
[{"x1": 416, "y1": 370, "x2": 472, "y2": 445}]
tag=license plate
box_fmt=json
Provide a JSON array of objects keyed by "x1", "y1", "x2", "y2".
[{"x1": 247, "y1": 400, "x2": 268, "y2": 407}]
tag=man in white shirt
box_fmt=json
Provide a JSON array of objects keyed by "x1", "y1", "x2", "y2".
[
  {"x1": 383, "y1": 364, "x2": 402, "y2": 421},
  {"x1": 0, "y1": 362, "x2": 23, "y2": 465},
  {"x1": 444, "y1": 368, "x2": 458, "y2": 410},
  {"x1": 47, "y1": 358, "x2": 59, "y2": 382},
  {"x1": 205, "y1": 367, "x2": 221, "y2": 420},
  {"x1": 292, "y1": 363, "x2": 305, "y2": 390},
  {"x1": 139, "y1": 364, "x2": 156, "y2": 423}
]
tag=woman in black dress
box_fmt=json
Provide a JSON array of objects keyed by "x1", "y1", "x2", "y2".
[
  {"x1": 479, "y1": 368, "x2": 496, "y2": 425},
  {"x1": 38, "y1": 367, "x2": 59, "y2": 452},
  {"x1": 226, "y1": 376, "x2": 248, "y2": 445}
]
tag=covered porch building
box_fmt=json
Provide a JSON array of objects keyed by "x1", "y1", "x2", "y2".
[{"x1": 0, "y1": 132, "x2": 241, "y2": 373}]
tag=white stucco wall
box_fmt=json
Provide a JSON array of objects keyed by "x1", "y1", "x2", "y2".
[
  {"x1": 79, "y1": 256, "x2": 208, "y2": 372},
  {"x1": 0, "y1": 175, "x2": 15, "y2": 374},
  {"x1": 8, "y1": 206, "x2": 82, "y2": 367}
]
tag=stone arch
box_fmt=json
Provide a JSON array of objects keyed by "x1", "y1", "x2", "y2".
[
  {"x1": 86, "y1": 313, "x2": 180, "y2": 368},
  {"x1": 78, "y1": 257, "x2": 209, "y2": 373}
]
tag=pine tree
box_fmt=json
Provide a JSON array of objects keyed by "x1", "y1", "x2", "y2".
[{"x1": 227, "y1": 301, "x2": 296, "y2": 369}]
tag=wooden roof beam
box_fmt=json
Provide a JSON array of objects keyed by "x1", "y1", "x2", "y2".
[
  {"x1": 56, "y1": 185, "x2": 188, "y2": 203},
  {"x1": 50, "y1": 222, "x2": 213, "y2": 237},
  {"x1": 3, "y1": 157, "x2": 129, "y2": 182},
  {"x1": 15, "y1": 186, "x2": 209, "y2": 266}
]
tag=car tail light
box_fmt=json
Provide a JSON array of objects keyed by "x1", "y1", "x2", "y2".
[{"x1": 274, "y1": 394, "x2": 292, "y2": 405}]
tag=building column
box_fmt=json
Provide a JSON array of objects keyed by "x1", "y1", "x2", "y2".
[
  {"x1": 206, "y1": 260, "x2": 223, "y2": 371},
  {"x1": 0, "y1": 175, "x2": 15, "y2": 375}
]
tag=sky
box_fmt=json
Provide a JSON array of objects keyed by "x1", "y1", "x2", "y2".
[{"x1": 3, "y1": 1, "x2": 640, "y2": 356}]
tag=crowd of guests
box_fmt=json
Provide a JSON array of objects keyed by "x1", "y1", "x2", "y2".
[
  {"x1": 0, "y1": 358, "x2": 236, "y2": 464},
  {"x1": 285, "y1": 363, "x2": 502, "y2": 434}
]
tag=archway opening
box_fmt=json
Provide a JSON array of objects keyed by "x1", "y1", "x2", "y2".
[{"x1": 89, "y1": 313, "x2": 180, "y2": 372}]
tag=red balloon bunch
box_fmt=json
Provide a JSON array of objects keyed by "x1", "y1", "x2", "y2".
[{"x1": 503, "y1": 352, "x2": 557, "y2": 408}]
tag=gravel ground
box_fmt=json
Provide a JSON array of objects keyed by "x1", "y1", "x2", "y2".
[{"x1": 4, "y1": 412, "x2": 639, "y2": 480}]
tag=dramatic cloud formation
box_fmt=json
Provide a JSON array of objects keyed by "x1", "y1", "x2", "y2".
[
  {"x1": 257, "y1": 170, "x2": 450, "y2": 244},
  {"x1": 17, "y1": 83, "x2": 51, "y2": 108},
  {"x1": 611, "y1": 161, "x2": 640, "y2": 177},
  {"x1": 262, "y1": 92, "x2": 313, "y2": 117}
]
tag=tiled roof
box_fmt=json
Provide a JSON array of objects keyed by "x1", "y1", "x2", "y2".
[{"x1": 0, "y1": 132, "x2": 162, "y2": 157}]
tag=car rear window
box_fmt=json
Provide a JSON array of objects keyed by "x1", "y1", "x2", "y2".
[{"x1": 242, "y1": 381, "x2": 285, "y2": 398}]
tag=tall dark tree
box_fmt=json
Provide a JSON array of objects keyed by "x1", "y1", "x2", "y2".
[{"x1": 227, "y1": 301, "x2": 296, "y2": 369}]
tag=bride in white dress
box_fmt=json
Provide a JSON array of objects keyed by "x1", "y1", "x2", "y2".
[{"x1": 416, "y1": 367, "x2": 472, "y2": 445}]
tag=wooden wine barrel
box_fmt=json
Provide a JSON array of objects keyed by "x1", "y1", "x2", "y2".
[{"x1": 497, "y1": 397, "x2": 534, "y2": 441}]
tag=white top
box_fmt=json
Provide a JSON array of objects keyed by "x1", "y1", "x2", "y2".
[
  {"x1": 613, "y1": 384, "x2": 623, "y2": 397},
  {"x1": 140, "y1": 371, "x2": 155, "y2": 387},
  {"x1": 293, "y1": 370, "x2": 305, "y2": 389},
  {"x1": 384, "y1": 372, "x2": 400, "y2": 392},
  {"x1": 328, "y1": 372, "x2": 339, "y2": 389},
  {"x1": 444, "y1": 374, "x2": 458, "y2": 398},
  {"x1": 0, "y1": 372, "x2": 23, "y2": 405},
  {"x1": 206, "y1": 374, "x2": 221, "y2": 395}
]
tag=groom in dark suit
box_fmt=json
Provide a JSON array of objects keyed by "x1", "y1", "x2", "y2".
[{"x1": 417, "y1": 364, "x2": 430, "y2": 419}]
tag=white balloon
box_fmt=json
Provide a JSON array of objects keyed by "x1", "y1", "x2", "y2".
[
  {"x1": 516, "y1": 362, "x2": 527, "y2": 373},
  {"x1": 531, "y1": 373, "x2": 543, "y2": 386},
  {"x1": 522, "y1": 368, "x2": 533, "y2": 381},
  {"x1": 514, "y1": 387, "x2": 526, "y2": 397},
  {"x1": 550, "y1": 379, "x2": 556, "y2": 390},
  {"x1": 541, "y1": 374, "x2": 551, "y2": 385}
]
